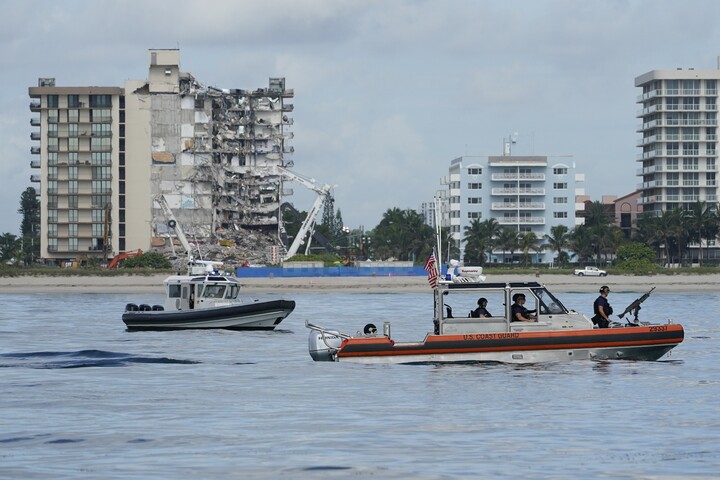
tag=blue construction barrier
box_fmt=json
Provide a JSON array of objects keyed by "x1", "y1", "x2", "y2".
[{"x1": 235, "y1": 265, "x2": 428, "y2": 278}]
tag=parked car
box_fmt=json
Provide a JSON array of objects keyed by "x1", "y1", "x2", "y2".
[{"x1": 573, "y1": 266, "x2": 607, "y2": 277}]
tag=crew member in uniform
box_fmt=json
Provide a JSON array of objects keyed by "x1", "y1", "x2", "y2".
[{"x1": 592, "y1": 285, "x2": 613, "y2": 328}]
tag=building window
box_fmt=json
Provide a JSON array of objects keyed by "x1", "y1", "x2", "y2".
[
  {"x1": 68, "y1": 195, "x2": 78, "y2": 208},
  {"x1": 553, "y1": 197, "x2": 568, "y2": 204},
  {"x1": 68, "y1": 137, "x2": 79, "y2": 151},
  {"x1": 89, "y1": 95, "x2": 111, "y2": 107},
  {"x1": 468, "y1": 212, "x2": 482, "y2": 219},
  {"x1": 92, "y1": 209, "x2": 106, "y2": 222},
  {"x1": 91, "y1": 137, "x2": 111, "y2": 151},
  {"x1": 467, "y1": 167, "x2": 482, "y2": 175},
  {"x1": 48, "y1": 209, "x2": 58, "y2": 222},
  {"x1": 553, "y1": 167, "x2": 568, "y2": 175},
  {"x1": 68, "y1": 238, "x2": 78, "y2": 251},
  {"x1": 706, "y1": 172, "x2": 716, "y2": 187},
  {"x1": 92, "y1": 152, "x2": 111, "y2": 165},
  {"x1": 68, "y1": 95, "x2": 80, "y2": 108},
  {"x1": 47, "y1": 166, "x2": 57, "y2": 181},
  {"x1": 68, "y1": 152, "x2": 78, "y2": 164},
  {"x1": 553, "y1": 212, "x2": 568, "y2": 218},
  {"x1": 92, "y1": 180, "x2": 111, "y2": 194},
  {"x1": 684, "y1": 172, "x2": 699, "y2": 186},
  {"x1": 666, "y1": 172, "x2": 679, "y2": 186},
  {"x1": 68, "y1": 180, "x2": 78, "y2": 194},
  {"x1": 47, "y1": 109, "x2": 59, "y2": 122},
  {"x1": 68, "y1": 224, "x2": 78, "y2": 238},
  {"x1": 93, "y1": 166, "x2": 112, "y2": 180},
  {"x1": 47, "y1": 95, "x2": 59, "y2": 108},
  {"x1": 92, "y1": 123, "x2": 111, "y2": 136},
  {"x1": 90, "y1": 108, "x2": 112, "y2": 122},
  {"x1": 553, "y1": 182, "x2": 567, "y2": 190},
  {"x1": 68, "y1": 210, "x2": 78, "y2": 222},
  {"x1": 47, "y1": 123, "x2": 58, "y2": 137},
  {"x1": 467, "y1": 182, "x2": 482, "y2": 189},
  {"x1": 667, "y1": 158, "x2": 679, "y2": 170},
  {"x1": 467, "y1": 197, "x2": 482, "y2": 204},
  {"x1": 47, "y1": 224, "x2": 58, "y2": 238},
  {"x1": 47, "y1": 180, "x2": 57, "y2": 195},
  {"x1": 68, "y1": 109, "x2": 79, "y2": 122},
  {"x1": 68, "y1": 166, "x2": 78, "y2": 180},
  {"x1": 48, "y1": 152, "x2": 58, "y2": 166}
]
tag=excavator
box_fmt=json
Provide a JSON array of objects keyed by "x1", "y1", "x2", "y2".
[{"x1": 107, "y1": 249, "x2": 142, "y2": 269}]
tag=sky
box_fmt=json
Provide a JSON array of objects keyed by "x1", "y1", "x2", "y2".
[{"x1": 2, "y1": 0, "x2": 720, "y2": 235}]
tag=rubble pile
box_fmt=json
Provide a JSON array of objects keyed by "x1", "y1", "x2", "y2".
[{"x1": 151, "y1": 227, "x2": 282, "y2": 270}]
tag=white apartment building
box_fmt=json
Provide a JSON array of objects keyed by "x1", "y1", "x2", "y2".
[
  {"x1": 635, "y1": 68, "x2": 719, "y2": 212},
  {"x1": 441, "y1": 151, "x2": 585, "y2": 264},
  {"x1": 29, "y1": 49, "x2": 294, "y2": 264}
]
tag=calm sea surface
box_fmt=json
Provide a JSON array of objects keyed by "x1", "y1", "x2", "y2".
[{"x1": 1, "y1": 288, "x2": 718, "y2": 479}]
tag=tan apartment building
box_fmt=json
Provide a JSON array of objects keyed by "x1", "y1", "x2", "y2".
[{"x1": 30, "y1": 49, "x2": 294, "y2": 265}]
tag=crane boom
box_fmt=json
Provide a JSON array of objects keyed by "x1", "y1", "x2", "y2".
[
  {"x1": 272, "y1": 167, "x2": 333, "y2": 261},
  {"x1": 155, "y1": 195, "x2": 195, "y2": 261}
]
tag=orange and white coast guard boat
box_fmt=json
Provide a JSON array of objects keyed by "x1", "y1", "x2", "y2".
[{"x1": 306, "y1": 269, "x2": 684, "y2": 364}]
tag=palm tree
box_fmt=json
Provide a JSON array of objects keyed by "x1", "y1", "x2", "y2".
[
  {"x1": 684, "y1": 201, "x2": 718, "y2": 265},
  {"x1": 496, "y1": 228, "x2": 519, "y2": 264},
  {"x1": 518, "y1": 231, "x2": 539, "y2": 267},
  {"x1": 543, "y1": 224, "x2": 570, "y2": 267},
  {"x1": 462, "y1": 219, "x2": 486, "y2": 264},
  {"x1": 480, "y1": 218, "x2": 502, "y2": 263}
]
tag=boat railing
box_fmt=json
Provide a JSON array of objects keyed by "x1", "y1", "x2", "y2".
[{"x1": 305, "y1": 319, "x2": 352, "y2": 340}]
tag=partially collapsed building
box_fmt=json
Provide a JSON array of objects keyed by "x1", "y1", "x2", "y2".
[{"x1": 30, "y1": 48, "x2": 316, "y2": 266}]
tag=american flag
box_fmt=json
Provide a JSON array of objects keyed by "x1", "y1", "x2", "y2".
[{"x1": 424, "y1": 250, "x2": 438, "y2": 288}]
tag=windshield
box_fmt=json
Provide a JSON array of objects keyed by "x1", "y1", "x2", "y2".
[{"x1": 532, "y1": 287, "x2": 568, "y2": 315}]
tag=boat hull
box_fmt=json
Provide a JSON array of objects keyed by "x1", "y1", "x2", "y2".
[
  {"x1": 332, "y1": 324, "x2": 684, "y2": 364},
  {"x1": 122, "y1": 300, "x2": 295, "y2": 331}
]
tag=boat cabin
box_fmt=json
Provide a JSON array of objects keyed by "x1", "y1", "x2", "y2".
[
  {"x1": 163, "y1": 275, "x2": 242, "y2": 311},
  {"x1": 434, "y1": 280, "x2": 594, "y2": 335}
]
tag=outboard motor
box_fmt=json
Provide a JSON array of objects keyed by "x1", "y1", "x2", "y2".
[{"x1": 308, "y1": 330, "x2": 344, "y2": 361}]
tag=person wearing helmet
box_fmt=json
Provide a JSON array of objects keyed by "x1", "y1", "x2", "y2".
[
  {"x1": 470, "y1": 297, "x2": 491, "y2": 318},
  {"x1": 592, "y1": 286, "x2": 613, "y2": 328}
]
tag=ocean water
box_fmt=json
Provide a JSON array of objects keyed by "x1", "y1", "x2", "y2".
[{"x1": 0, "y1": 288, "x2": 718, "y2": 479}]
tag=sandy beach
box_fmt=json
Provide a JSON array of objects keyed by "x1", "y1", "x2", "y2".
[{"x1": 0, "y1": 272, "x2": 719, "y2": 294}]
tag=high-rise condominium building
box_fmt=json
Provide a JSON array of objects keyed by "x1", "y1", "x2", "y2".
[
  {"x1": 635, "y1": 68, "x2": 719, "y2": 212},
  {"x1": 441, "y1": 150, "x2": 583, "y2": 264},
  {"x1": 29, "y1": 49, "x2": 294, "y2": 264}
]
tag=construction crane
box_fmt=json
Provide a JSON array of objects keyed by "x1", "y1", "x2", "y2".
[
  {"x1": 274, "y1": 167, "x2": 333, "y2": 261},
  {"x1": 154, "y1": 195, "x2": 198, "y2": 262}
]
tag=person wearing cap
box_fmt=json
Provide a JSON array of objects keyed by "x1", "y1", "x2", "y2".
[
  {"x1": 470, "y1": 297, "x2": 491, "y2": 318},
  {"x1": 510, "y1": 293, "x2": 536, "y2": 322},
  {"x1": 592, "y1": 285, "x2": 613, "y2": 328}
]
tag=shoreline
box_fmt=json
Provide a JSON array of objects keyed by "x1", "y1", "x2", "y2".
[{"x1": 0, "y1": 273, "x2": 718, "y2": 294}]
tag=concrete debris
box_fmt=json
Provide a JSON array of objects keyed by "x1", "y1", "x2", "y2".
[{"x1": 152, "y1": 227, "x2": 281, "y2": 269}]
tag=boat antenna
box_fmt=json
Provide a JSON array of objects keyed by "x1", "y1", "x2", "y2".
[{"x1": 434, "y1": 196, "x2": 442, "y2": 278}]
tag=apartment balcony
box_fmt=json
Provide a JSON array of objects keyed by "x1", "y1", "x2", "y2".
[
  {"x1": 637, "y1": 135, "x2": 659, "y2": 146},
  {"x1": 498, "y1": 217, "x2": 546, "y2": 225},
  {"x1": 491, "y1": 201, "x2": 546, "y2": 210},
  {"x1": 491, "y1": 187, "x2": 545, "y2": 196},
  {"x1": 281, "y1": 104, "x2": 294, "y2": 112},
  {"x1": 30, "y1": 175, "x2": 41, "y2": 183},
  {"x1": 491, "y1": 173, "x2": 545, "y2": 181},
  {"x1": 30, "y1": 101, "x2": 40, "y2": 112},
  {"x1": 31, "y1": 146, "x2": 40, "y2": 154},
  {"x1": 30, "y1": 118, "x2": 40, "y2": 126},
  {"x1": 636, "y1": 89, "x2": 660, "y2": 102},
  {"x1": 636, "y1": 151, "x2": 657, "y2": 161},
  {"x1": 30, "y1": 132, "x2": 41, "y2": 140},
  {"x1": 30, "y1": 160, "x2": 40, "y2": 168}
]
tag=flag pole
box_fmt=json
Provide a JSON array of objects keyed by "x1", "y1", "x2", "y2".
[{"x1": 434, "y1": 196, "x2": 442, "y2": 278}]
